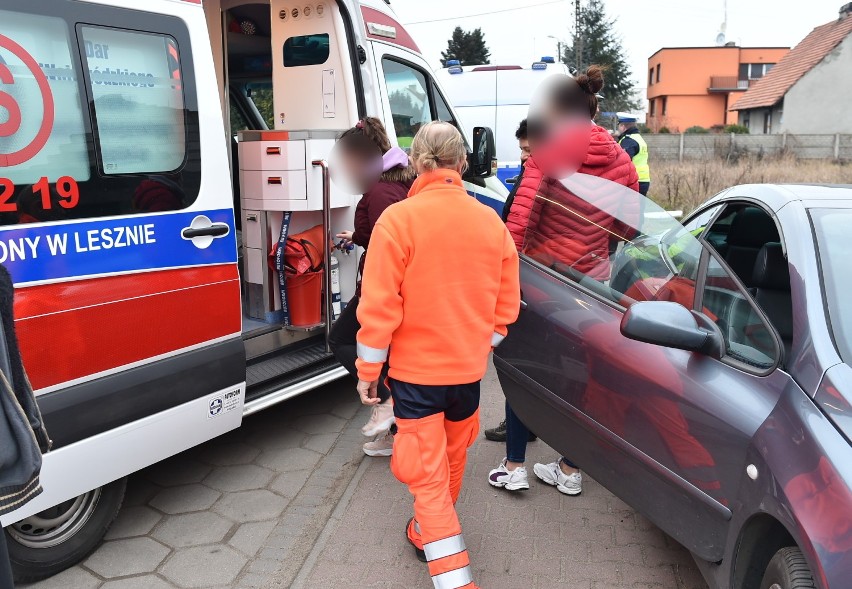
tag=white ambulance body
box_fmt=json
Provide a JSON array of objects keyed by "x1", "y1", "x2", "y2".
[
  {"x1": 0, "y1": 0, "x2": 504, "y2": 580},
  {"x1": 436, "y1": 59, "x2": 571, "y2": 189}
]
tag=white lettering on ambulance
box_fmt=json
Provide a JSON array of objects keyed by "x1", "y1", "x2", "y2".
[{"x1": 46, "y1": 234, "x2": 68, "y2": 256}]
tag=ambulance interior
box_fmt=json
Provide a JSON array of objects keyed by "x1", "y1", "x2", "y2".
[{"x1": 208, "y1": 0, "x2": 364, "y2": 402}]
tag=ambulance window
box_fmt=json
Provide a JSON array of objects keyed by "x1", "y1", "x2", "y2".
[
  {"x1": 283, "y1": 34, "x2": 330, "y2": 67},
  {"x1": 79, "y1": 27, "x2": 187, "y2": 175},
  {"x1": 432, "y1": 84, "x2": 457, "y2": 127},
  {"x1": 382, "y1": 58, "x2": 431, "y2": 149},
  {"x1": 0, "y1": 3, "x2": 201, "y2": 227},
  {"x1": 0, "y1": 9, "x2": 91, "y2": 189}
]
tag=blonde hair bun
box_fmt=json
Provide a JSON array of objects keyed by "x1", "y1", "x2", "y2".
[{"x1": 410, "y1": 122, "x2": 468, "y2": 174}]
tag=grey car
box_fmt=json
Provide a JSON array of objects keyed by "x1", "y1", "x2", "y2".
[{"x1": 494, "y1": 177, "x2": 852, "y2": 589}]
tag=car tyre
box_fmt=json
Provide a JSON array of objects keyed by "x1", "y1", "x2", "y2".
[
  {"x1": 759, "y1": 546, "x2": 816, "y2": 589},
  {"x1": 4, "y1": 477, "x2": 127, "y2": 583}
]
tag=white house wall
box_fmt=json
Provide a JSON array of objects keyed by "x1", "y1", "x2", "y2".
[{"x1": 783, "y1": 32, "x2": 852, "y2": 134}]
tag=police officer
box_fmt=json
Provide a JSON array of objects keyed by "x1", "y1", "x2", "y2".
[{"x1": 617, "y1": 113, "x2": 651, "y2": 196}]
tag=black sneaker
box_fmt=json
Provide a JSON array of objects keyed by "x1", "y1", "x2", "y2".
[
  {"x1": 406, "y1": 518, "x2": 426, "y2": 562},
  {"x1": 484, "y1": 419, "x2": 538, "y2": 442}
]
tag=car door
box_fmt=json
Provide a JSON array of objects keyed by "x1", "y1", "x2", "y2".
[{"x1": 493, "y1": 177, "x2": 794, "y2": 561}]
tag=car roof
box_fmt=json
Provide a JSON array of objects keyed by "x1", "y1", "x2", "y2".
[{"x1": 710, "y1": 184, "x2": 852, "y2": 212}]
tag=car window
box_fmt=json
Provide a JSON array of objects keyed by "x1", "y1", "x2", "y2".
[
  {"x1": 381, "y1": 58, "x2": 431, "y2": 149},
  {"x1": 704, "y1": 205, "x2": 780, "y2": 286},
  {"x1": 701, "y1": 254, "x2": 778, "y2": 370},
  {"x1": 811, "y1": 209, "x2": 852, "y2": 364},
  {"x1": 523, "y1": 173, "x2": 704, "y2": 309},
  {"x1": 432, "y1": 83, "x2": 457, "y2": 126}
]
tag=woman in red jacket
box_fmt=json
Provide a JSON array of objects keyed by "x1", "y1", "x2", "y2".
[
  {"x1": 489, "y1": 66, "x2": 639, "y2": 496},
  {"x1": 329, "y1": 117, "x2": 414, "y2": 457}
]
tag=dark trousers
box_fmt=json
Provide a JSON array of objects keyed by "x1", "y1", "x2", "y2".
[
  {"x1": 328, "y1": 296, "x2": 391, "y2": 403},
  {"x1": 0, "y1": 530, "x2": 14, "y2": 589},
  {"x1": 505, "y1": 401, "x2": 577, "y2": 469},
  {"x1": 639, "y1": 181, "x2": 650, "y2": 196}
]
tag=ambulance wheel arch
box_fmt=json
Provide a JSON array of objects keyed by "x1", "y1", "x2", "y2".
[{"x1": 4, "y1": 478, "x2": 126, "y2": 583}]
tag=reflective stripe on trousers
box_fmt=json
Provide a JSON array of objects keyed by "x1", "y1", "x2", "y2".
[{"x1": 432, "y1": 565, "x2": 474, "y2": 589}]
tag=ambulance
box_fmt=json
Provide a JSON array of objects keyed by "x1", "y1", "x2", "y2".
[
  {"x1": 0, "y1": 0, "x2": 505, "y2": 580},
  {"x1": 436, "y1": 58, "x2": 571, "y2": 190}
]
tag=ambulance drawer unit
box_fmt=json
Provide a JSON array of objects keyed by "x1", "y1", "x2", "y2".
[{"x1": 238, "y1": 133, "x2": 308, "y2": 210}]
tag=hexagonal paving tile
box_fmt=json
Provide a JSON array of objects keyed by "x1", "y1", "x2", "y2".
[
  {"x1": 83, "y1": 537, "x2": 170, "y2": 578},
  {"x1": 160, "y1": 545, "x2": 248, "y2": 588},
  {"x1": 150, "y1": 484, "x2": 221, "y2": 515},
  {"x1": 152, "y1": 511, "x2": 234, "y2": 548},
  {"x1": 145, "y1": 457, "x2": 212, "y2": 487},
  {"x1": 301, "y1": 432, "x2": 338, "y2": 454},
  {"x1": 101, "y1": 575, "x2": 174, "y2": 589},
  {"x1": 213, "y1": 489, "x2": 288, "y2": 522},
  {"x1": 197, "y1": 441, "x2": 260, "y2": 466},
  {"x1": 255, "y1": 447, "x2": 321, "y2": 472},
  {"x1": 105, "y1": 505, "x2": 163, "y2": 540},
  {"x1": 228, "y1": 520, "x2": 277, "y2": 557},
  {"x1": 290, "y1": 413, "x2": 346, "y2": 435},
  {"x1": 202, "y1": 464, "x2": 274, "y2": 493},
  {"x1": 269, "y1": 470, "x2": 311, "y2": 499}
]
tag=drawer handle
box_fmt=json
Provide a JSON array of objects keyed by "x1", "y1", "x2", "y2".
[
  {"x1": 267, "y1": 177, "x2": 283, "y2": 185},
  {"x1": 266, "y1": 146, "x2": 281, "y2": 155}
]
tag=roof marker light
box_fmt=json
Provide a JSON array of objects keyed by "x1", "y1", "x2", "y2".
[
  {"x1": 448, "y1": 66, "x2": 463, "y2": 74},
  {"x1": 532, "y1": 62, "x2": 548, "y2": 70},
  {"x1": 367, "y1": 22, "x2": 397, "y2": 39},
  {"x1": 446, "y1": 60, "x2": 461, "y2": 67},
  {"x1": 540, "y1": 56, "x2": 556, "y2": 63}
]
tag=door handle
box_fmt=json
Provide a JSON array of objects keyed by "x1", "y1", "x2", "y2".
[
  {"x1": 520, "y1": 299, "x2": 528, "y2": 310},
  {"x1": 182, "y1": 225, "x2": 230, "y2": 239}
]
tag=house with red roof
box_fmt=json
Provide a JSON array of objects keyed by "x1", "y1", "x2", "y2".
[{"x1": 731, "y1": 3, "x2": 852, "y2": 134}]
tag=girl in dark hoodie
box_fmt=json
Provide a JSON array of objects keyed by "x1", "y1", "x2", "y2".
[{"x1": 329, "y1": 117, "x2": 415, "y2": 457}]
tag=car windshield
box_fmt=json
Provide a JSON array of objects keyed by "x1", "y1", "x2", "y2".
[{"x1": 811, "y1": 209, "x2": 852, "y2": 364}]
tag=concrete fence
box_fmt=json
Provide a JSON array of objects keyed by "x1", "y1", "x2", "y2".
[{"x1": 644, "y1": 133, "x2": 852, "y2": 161}]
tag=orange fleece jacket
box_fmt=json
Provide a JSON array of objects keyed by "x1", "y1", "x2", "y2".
[{"x1": 355, "y1": 169, "x2": 521, "y2": 386}]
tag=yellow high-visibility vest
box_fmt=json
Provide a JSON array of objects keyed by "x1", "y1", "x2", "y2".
[{"x1": 620, "y1": 132, "x2": 650, "y2": 182}]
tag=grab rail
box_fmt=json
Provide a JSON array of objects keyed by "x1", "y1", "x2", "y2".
[{"x1": 312, "y1": 159, "x2": 333, "y2": 352}]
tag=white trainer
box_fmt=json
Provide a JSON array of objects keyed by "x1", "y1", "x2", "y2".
[
  {"x1": 488, "y1": 459, "x2": 530, "y2": 491},
  {"x1": 363, "y1": 431, "x2": 394, "y2": 457},
  {"x1": 533, "y1": 460, "x2": 582, "y2": 495},
  {"x1": 361, "y1": 401, "x2": 395, "y2": 437}
]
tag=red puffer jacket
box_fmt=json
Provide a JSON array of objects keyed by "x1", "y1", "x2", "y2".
[{"x1": 505, "y1": 125, "x2": 640, "y2": 279}]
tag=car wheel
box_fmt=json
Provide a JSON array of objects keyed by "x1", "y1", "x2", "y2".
[
  {"x1": 760, "y1": 546, "x2": 816, "y2": 589},
  {"x1": 4, "y1": 477, "x2": 127, "y2": 583}
]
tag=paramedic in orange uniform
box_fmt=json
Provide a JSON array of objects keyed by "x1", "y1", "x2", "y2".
[{"x1": 356, "y1": 122, "x2": 521, "y2": 589}]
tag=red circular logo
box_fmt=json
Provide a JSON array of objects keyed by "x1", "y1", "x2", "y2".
[{"x1": 0, "y1": 34, "x2": 55, "y2": 168}]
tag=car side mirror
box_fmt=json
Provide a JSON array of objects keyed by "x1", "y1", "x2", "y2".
[
  {"x1": 621, "y1": 301, "x2": 724, "y2": 359},
  {"x1": 506, "y1": 175, "x2": 519, "y2": 186},
  {"x1": 466, "y1": 126, "x2": 496, "y2": 179}
]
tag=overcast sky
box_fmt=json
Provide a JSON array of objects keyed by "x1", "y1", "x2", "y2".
[{"x1": 391, "y1": 0, "x2": 844, "y2": 103}]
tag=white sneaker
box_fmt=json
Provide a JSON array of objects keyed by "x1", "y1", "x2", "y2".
[
  {"x1": 363, "y1": 431, "x2": 394, "y2": 457},
  {"x1": 488, "y1": 459, "x2": 530, "y2": 491},
  {"x1": 362, "y1": 401, "x2": 395, "y2": 437},
  {"x1": 533, "y1": 461, "x2": 582, "y2": 496}
]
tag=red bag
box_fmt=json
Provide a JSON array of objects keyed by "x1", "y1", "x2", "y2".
[{"x1": 268, "y1": 224, "x2": 327, "y2": 275}]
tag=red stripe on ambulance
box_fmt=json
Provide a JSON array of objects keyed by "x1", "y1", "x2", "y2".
[{"x1": 15, "y1": 265, "x2": 241, "y2": 391}]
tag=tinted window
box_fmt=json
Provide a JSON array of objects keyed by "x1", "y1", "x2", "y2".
[
  {"x1": 812, "y1": 209, "x2": 852, "y2": 364},
  {"x1": 283, "y1": 34, "x2": 330, "y2": 67},
  {"x1": 433, "y1": 83, "x2": 456, "y2": 126},
  {"x1": 382, "y1": 58, "x2": 430, "y2": 148},
  {"x1": 0, "y1": 2, "x2": 200, "y2": 225},
  {"x1": 701, "y1": 254, "x2": 778, "y2": 370},
  {"x1": 80, "y1": 26, "x2": 187, "y2": 175}
]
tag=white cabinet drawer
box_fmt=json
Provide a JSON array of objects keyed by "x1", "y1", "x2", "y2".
[
  {"x1": 239, "y1": 169, "x2": 307, "y2": 209},
  {"x1": 239, "y1": 140, "x2": 306, "y2": 171}
]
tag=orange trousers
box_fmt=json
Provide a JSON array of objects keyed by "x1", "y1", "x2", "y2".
[{"x1": 392, "y1": 409, "x2": 480, "y2": 589}]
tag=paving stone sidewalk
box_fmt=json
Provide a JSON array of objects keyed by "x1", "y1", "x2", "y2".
[
  {"x1": 22, "y1": 364, "x2": 709, "y2": 589},
  {"x1": 294, "y1": 366, "x2": 709, "y2": 589}
]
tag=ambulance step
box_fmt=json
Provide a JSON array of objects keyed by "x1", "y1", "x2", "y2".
[{"x1": 245, "y1": 340, "x2": 335, "y2": 389}]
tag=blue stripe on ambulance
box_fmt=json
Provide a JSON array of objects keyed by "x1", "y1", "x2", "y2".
[
  {"x1": 467, "y1": 191, "x2": 503, "y2": 216},
  {"x1": 0, "y1": 209, "x2": 237, "y2": 284}
]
